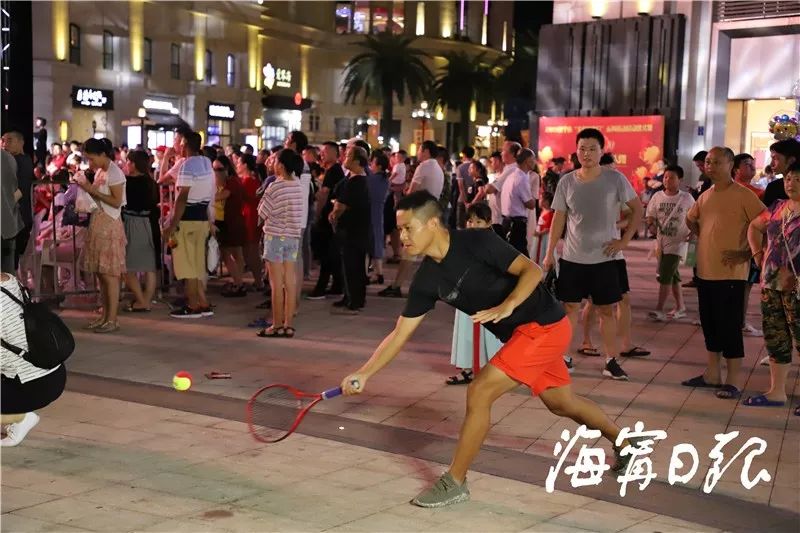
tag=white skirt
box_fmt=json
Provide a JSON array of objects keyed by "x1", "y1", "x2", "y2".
[{"x1": 450, "y1": 309, "x2": 504, "y2": 370}]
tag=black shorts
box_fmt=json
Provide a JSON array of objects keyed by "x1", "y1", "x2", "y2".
[
  {"x1": 556, "y1": 259, "x2": 623, "y2": 306},
  {"x1": 1, "y1": 364, "x2": 66, "y2": 414},
  {"x1": 615, "y1": 259, "x2": 630, "y2": 294},
  {"x1": 697, "y1": 279, "x2": 745, "y2": 359}
]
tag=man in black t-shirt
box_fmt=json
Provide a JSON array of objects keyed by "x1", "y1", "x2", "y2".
[
  {"x1": 329, "y1": 146, "x2": 370, "y2": 313},
  {"x1": 309, "y1": 142, "x2": 346, "y2": 299},
  {"x1": 762, "y1": 139, "x2": 799, "y2": 209},
  {"x1": 339, "y1": 192, "x2": 636, "y2": 508}
]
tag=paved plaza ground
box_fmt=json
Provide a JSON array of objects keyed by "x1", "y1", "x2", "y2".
[{"x1": 2, "y1": 240, "x2": 799, "y2": 531}]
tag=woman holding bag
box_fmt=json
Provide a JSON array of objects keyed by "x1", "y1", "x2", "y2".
[
  {"x1": 743, "y1": 162, "x2": 800, "y2": 414},
  {"x1": 72, "y1": 138, "x2": 126, "y2": 333}
]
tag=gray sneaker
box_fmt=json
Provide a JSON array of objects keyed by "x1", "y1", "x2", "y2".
[{"x1": 411, "y1": 472, "x2": 470, "y2": 508}]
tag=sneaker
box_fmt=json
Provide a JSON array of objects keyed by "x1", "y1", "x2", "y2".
[
  {"x1": 743, "y1": 323, "x2": 763, "y2": 337},
  {"x1": 378, "y1": 286, "x2": 403, "y2": 298},
  {"x1": 647, "y1": 310, "x2": 667, "y2": 322},
  {"x1": 200, "y1": 306, "x2": 214, "y2": 317},
  {"x1": 304, "y1": 291, "x2": 326, "y2": 300},
  {"x1": 759, "y1": 355, "x2": 770, "y2": 366},
  {"x1": 410, "y1": 472, "x2": 470, "y2": 508},
  {"x1": 564, "y1": 355, "x2": 574, "y2": 374},
  {"x1": 1, "y1": 412, "x2": 40, "y2": 447},
  {"x1": 667, "y1": 308, "x2": 687, "y2": 320},
  {"x1": 170, "y1": 306, "x2": 203, "y2": 319},
  {"x1": 611, "y1": 436, "x2": 642, "y2": 472},
  {"x1": 603, "y1": 358, "x2": 629, "y2": 381}
]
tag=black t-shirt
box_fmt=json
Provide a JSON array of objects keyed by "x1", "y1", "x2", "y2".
[
  {"x1": 319, "y1": 163, "x2": 345, "y2": 224},
  {"x1": 762, "y1": 178, "x2": 788, "y2": 210},
  {"x1": 335, "y1": 174, "x2": 370, "y2": 243},
  {"x1": 402, "y1": 229, "x2": 565, "y2": 342}
]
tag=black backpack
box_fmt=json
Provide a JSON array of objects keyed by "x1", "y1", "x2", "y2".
[{"x1": 1, "y1": 284, "x2": 75, "y2": 369}]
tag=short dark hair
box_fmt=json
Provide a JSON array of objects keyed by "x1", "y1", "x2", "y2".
[
  {"x1": 215, "y1": 154, "x2": 236, "y2": 177},
  {"x1": 733, "y1": 153, "x2": 754, "y2": 170},
  {"x1": 352, "y1": 139, "x2": 371, "y2": 153},
  {"x1": 552, "y1": 157, "x2": 566, "y2": 166},
  {"x1": 709, "y1": 146, "x2": 734, "y2": 162},
  {"x1": 576, "y1": 128, "x2": 605, "y2": 149},
  {"x1": 396, "y1": 191, "x2": 442, "y2": 221},
  {"x1": 397, "y1": 149, "x2": 408, "y2": 157},
  {"x1": 436, "y1": 145, "x2": 449, "y2": 162},
  {"x1": 202, "y1": 146, "x2": 217, "y2": 162},
  {"x1": 370, "y1": 151, "x2": 389, "y2": 172},
  {"x1": 542, "y1": 191, "x2": 554, "y2": 205},
  {"x1": 664, "y1": 164, "x2": 684, "y2": 179},
  {"x1": 786, "y1": 161, "x2": 800, "y2": 176},
  {"x1": 770, "y1": 139, "x2": 800, "y2": 161},
  {"x1": 288, "y1": 131, "x2": 309, "y2": 152},
  {"x1": 420, "y1": 140, "x2": 438, "y2": 157},
  {"x1": 461, "y1": 146, "x2": 475, "y2": 159},
  {"x1": 323, "y1": 141, "x2": 339, "y2": 155},
  {"x1": 693, "y1": 150, "x2": 708, "y2": 162},
  {"x1": 127, "y1": 150, "x2": 151, "y2": 175},
  {"x1": 277, "y1": 148, "x2": 304, "y2": 176},
  {"x1": 349, "y1": 146, "x2": 369, "y2": 169},
  {"x1": 517, "y1": 148, "x2": 535, "y2": 166},
  {"x1": 764, "y1": 165, "x2": 773, "y2": 174},
  {"x1": 175, "y1": 125, "x2": 193, "y2": 138},
  {"x1": 466, "y1": 202, "x2": 492, "y2": 223},
  {"x1": 490, "y1": 150, "x2": 502, "y2": 160},
  {"x1": 184, "y1": 131, "x2": 202, "y2": 153},
  {"x1": 36, "y1": 117, "x2": 46, "y2": 126},
  {"x1": 599, "y1": 153, "x2": 615, "y2": 166}
]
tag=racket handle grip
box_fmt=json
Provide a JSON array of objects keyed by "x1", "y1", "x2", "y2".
[{"x1": 322, "y1": 380, "x2": 360, "y2": 400}]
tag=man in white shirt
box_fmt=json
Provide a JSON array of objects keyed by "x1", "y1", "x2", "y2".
[
  {"x1": 163, "y1": 131, "x2": 215, "y2": 319},
  {"x1": 455, "y1": 146, "x2": 475, "y2": 228},
  {"x1": 486, "y1": 142, "x2": 535, "y2": 255},
  {"x1": 379, "y1": 141, "x2": 444, "y2": 298}
]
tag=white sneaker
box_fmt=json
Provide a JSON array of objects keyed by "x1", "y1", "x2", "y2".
[
  {"x1": 743, "y1": 324, "x2": 763, "y2": 337},
  {"x1": 1, "y1": 412, "x2": 40, "y2": 447},
  {"x1": 668, "y1": 308, "x2": 687, "y2": 320},
  {"x1": 648, "y1": 310, "x2": 667, "y2": 322},
  {"x1": 759, "y1": 355, "x2": 770, "y2": 366}
]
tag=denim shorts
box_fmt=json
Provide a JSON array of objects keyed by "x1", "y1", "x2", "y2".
[{"x1": 263, "y1": 235, "x2": 299, "y2": 263}]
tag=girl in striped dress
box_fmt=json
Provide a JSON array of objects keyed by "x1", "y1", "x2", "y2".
[{"x1": 256, "y1": 149, "x2": 306, "y2": 339}]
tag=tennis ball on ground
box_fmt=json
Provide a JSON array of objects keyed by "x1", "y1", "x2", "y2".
[{"x1": 173, "y1": 371, "x2": 192, "y2": 391}]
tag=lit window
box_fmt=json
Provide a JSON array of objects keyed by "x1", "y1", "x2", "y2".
[
  {"x1": 335, "y1": 2, "x2": 353, "y2": 34},
  {"x1": 226, "y1": 54, "x2": 235, "y2": 87},
  {"x1": 102, "y1": 30, "x2": 113, "y2": 70},
  {"x1": 69, "y1": 24, "x2": 81, "y2": 65},
  {"x1": 372, "y1": 6, "x2": 388, "y2": 33},
  {"x1": 416, "y1": 2, "x2": 425, "y2": 36},
  {"x1": 353, "y1": 1, "x2": 370, "y2": 33},
  {"x1": 392, "y1": 1, "x2": 405, "y2": 34}
]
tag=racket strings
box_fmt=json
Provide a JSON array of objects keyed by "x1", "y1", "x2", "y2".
[{"x1": 249, "y1": 387, "x2": 313, "y2": 442}]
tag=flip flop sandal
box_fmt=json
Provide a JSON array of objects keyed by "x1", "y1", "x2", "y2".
[
  {"x1": 257, "y1": 327, "x2": 285, "y2": 338},
  {"x1": 577, "y1": 346, "x2": 601, "y2": 356},
  {"x1": 668, "y1": 309, "x2": 687, "y2": 320},
  {"x1": 715, "y1": 384, "x2": 741, "y2": 400},
  {"x1": 681, "y1": 375, "x2": 722, "y2": 388},
  {"x1": 743, "y1": 394, "x2": 785, "y2": 407},
  {"x1": 620, "y1": 346, "x2": 651, "y2": 357},
  {"x1": 282, "y1": 327, "x2": 296, "y2": 338},
  {"x1": 446, "y1": 370, "x2": 474, "y2": 385}
]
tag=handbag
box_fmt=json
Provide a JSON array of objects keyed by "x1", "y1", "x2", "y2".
[{"x1": 207, "y1": 234, "x2": 220, "y2": 273}]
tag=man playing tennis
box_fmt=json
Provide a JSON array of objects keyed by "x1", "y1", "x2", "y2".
[{"x1": 341, "y1": 191, "x2": 636, "y2": 507}]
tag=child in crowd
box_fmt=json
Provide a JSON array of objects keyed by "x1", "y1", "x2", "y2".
[
  {"x1": 446, "y1": 203, "x2": 503, "y2": 384},
  {"x1": 531, "y1": 192, "x2": 554, "y2": 262},
  {"x1": 645, "y1": 165, "x2": 695, "y2": 321}
]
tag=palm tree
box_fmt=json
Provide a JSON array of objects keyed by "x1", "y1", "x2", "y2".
[
  {"x1": 434, "y1": 51, "x2": 507, "y2": 149},
  {"x1": 342, "y1": 34, "x2": 434, "y2": 141}
]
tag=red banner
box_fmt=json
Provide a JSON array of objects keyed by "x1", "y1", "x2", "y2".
[{"x1": 538, "y1": 116, "x2": 665, "y2": 194}]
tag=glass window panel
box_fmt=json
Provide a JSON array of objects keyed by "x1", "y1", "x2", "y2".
[
  {"x1": 391, "y1": 1, "x2": 405, "y2": 34},
  {"x1": 335, "y1": 2, "x2": 352, "y2": 34},
  {"x1": 372, "y1": 6, "x2": 388, "y2": 33},
  {"x1": 353, "y1": 1, "x2": 370, "y2": 33}
]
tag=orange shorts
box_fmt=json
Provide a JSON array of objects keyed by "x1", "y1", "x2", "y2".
[{"x1": 489, "y1": 317, "x2": 572, "y2": 396}]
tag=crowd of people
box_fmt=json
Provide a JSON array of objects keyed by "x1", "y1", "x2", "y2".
[{"x1": 1, "y1": 120, "x2": 798, "y2": 456}]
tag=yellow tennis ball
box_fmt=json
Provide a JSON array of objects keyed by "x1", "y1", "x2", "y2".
[{"x1": 173, "y1": 371, "x2": 192, "y2": 391}]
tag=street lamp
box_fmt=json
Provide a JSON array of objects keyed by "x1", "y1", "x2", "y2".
[
  {"x1": 486, "y1": 117, "x2": 508, "y2": 152},
  {"x1": 356, "y1": 115, "x2": 378, "y2": 138},
  {"x1": 254, "y1": 117, "x2": 264, "y2": 150},
  {"x1": 137, "y1": 107, "x2": 147, "y2": 147},
  {"x1": 411, "y1": 101, "x2": 432, "y2": 144}
]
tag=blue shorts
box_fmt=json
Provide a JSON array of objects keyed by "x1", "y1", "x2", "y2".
[{"x1": 263, "y1": 235, "x2": 299, "y2": 263}]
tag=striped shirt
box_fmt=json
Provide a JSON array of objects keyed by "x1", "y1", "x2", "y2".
[
  {"x1": 258, "y1": 178, "x2": 305, "y2": 239},
  {"x1": 1, "y1": 276, "x2": 61, "y2": 384}
]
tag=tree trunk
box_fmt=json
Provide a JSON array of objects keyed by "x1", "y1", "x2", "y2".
[
  {"x1": 459, "y1": 103, "x2": 471, "y2": 150},
  {"x1": 380, "y1": 84, "x2": 393, "y2": 143}
]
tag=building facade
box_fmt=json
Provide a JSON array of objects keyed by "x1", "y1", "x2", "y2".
[
  {"x1": 33, "y1": 0, "x2": 513, "y2": 152},
  {"x1": 538, "y1": 0, "x2": 800, "y2": 185}
]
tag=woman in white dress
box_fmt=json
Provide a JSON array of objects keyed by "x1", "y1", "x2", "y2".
[{"x1": 446, "y1": 203, "x2": 504, "y2": 384}]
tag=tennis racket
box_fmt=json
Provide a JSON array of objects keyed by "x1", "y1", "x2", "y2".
[{"x1": 246, "y1": 381, "x2": 359, "y2": 443}]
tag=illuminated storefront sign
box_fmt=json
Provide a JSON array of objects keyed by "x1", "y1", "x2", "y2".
[
  {"x1": 71, "y1": 86, "x2": 114, "y2": 110},
  {"x1": 207, "y1": 102, "x2": 236, "y2": 120},
  {"x1": 262, "y1": 63, "x2": 293, "y2": 90}
]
